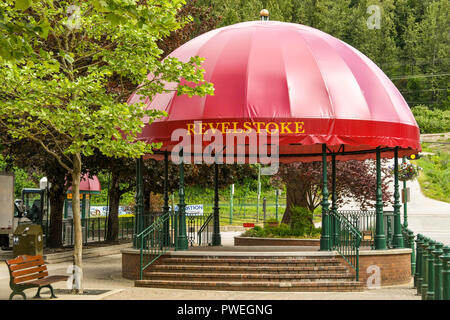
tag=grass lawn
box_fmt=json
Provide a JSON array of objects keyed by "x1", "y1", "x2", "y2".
[{"x1": 413, "y1": 136, "x2": 450, "y2": 203}]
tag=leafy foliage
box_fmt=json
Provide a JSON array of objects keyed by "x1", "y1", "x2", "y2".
[
  {"x1": 397, "y1": 162, "x2": 420, "y2": 181},
  {"x1": 0, "y1": 0, "x2": 214, "y2": 290},
  {"x1": 290, "y1": 206, "x2": 314, "y2": 235},
  {"x1": 415, "y1": 143, "x2": 450, "y2": 203},
  {"x1": 241, "y1": 223, "x2": 321, "y2": 239},
  {"x1": 277, "y1": 160, "x2": 393, "y2": 224},
  {"x1": 412, "y1": 105, "x2": 450, "y2": 133}
]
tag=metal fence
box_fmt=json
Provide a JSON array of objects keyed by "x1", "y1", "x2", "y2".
[
  {"x1": 330, "y1": 211, "x2": 362, "y2": 281},
  {"x1": 338, "y1": 210, "x2": 375, "y2": 248},
  {"x1": 409, "y1": 228, "x2": 450, "y2": 300},
  {"x1": 61, "y1": 216, "x2": 135, "y2": 246}
]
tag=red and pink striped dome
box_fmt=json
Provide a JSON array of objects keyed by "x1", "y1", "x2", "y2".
[{"x1": 128, "y1": 21, "x2": 420, "y2": 162}]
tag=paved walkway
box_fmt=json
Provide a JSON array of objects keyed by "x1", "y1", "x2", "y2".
[{"x1": 0, "y1": 254, "x2": 419, "y2": 300}]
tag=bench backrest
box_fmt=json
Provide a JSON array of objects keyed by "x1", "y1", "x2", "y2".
[{"x1": 6, "y1": 255, "x2": 48, "y2": 284}]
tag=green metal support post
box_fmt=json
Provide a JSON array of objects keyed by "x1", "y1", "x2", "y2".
[
  {"x1": 320, "y1": 144, "x2": 331, "y2": 251},
  {"x1": 256, "y1": 164, "x2": 260, "y2": 223},
  {"x1": 408, "y1": 230, "x2": 416, "y2": 279},
  {"x1": 402, "y1": 157, "x2": 408, "y2": 228},
  {"x1": 163, "y1": 151, "x2": 170, "y2": 246},
  {"x1": 134, "y1": 156, "x2": 144, "y2": 248},
  {"x1": 421, "y1": 237, "x2": 430, "y2": 298},
  {"x1": 212, "y1": 162, "x2": 221, "y2": 246},
  {"x1": 229, "y1": 184, "x2": 233, "y2": 225},
  {"x1": 433, "y1": 242, "x2": 444, "y2": 300},
  {"x1": 442, "y1": 246, "x2": 450, "y2": 300},
  {"x1": 375, "y1": 147, "x2": 386, "y2": 250},
  {"x1": 426, "y1": 240, "x2": 436, "y2": 300},
  {"x1": 415, "y1": 234, "x2": 423, "y2": 290},
  {"x1": 275, "y1": 189, "x2": 279, "y2": 222},
  {"x1": 393, "y1": 148, "x2": 404, "y2": 248},
  {"x1": 176, "y1": 149, "x2": 188, "y2": 251}
]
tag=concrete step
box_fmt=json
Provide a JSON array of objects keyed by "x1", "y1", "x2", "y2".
[
  {"x1": 150, "y1": 264, "x2": 349, "y2": 274},
  {"x1": 143, "y1": 271, "x2": 354, "y2": 282},
  {"x1": 159, "y1": 257, "x2": 340, "y2": 266},
  {"x1": 135, "y1": 279, "x2": 364, "y2": 292}
]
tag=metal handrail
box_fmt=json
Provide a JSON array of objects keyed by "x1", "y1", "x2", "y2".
[
  {"x1": 137, "y1": 212, "x2": 173, "y2": 280},
  {"x1": 197, "y1": 213, "x2": 213, "y2": 246},
  {"x1": 331, "y1": 210, "x2": 362, "y2": 281}
]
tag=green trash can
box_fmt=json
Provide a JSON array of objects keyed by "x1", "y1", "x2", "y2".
[{"x1": 12, "y1": 224, "x2": 44, "y2": 257}]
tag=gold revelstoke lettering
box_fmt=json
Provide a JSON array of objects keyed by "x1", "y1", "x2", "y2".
[
  {"x1": 187, "y1": 121, "x2": 305, "y2": 134},
  {"x1": 187, "y1": 123, "x2": 196, "y2": 135},
  {"x1": 232, "y1": 122, "x2": 243, "y2": 133},
  {"x1": 200, "y1": 122, "x2": 207, "y2": 134},
  {"x1": 208, "y1": 123, "x2": 221, "y2": 134},
  {"x1": 266, "y1": 122, "x2": 279, "y2": 134},
  {"x1": 221, "y1": 122, "x2": 231, "y2": 133},
  {"x1": 243, "y1": 122, "x2": 252, "y2": 133},
  {"x1": 280, "y1": 122, "x2": 293, "y2": 134},
  {"x1": 295, "y1": 121, "x2": 305, "y2": 133},
  {"x1": 253, "y1": 122, "x2": 265, "y2": 134}
]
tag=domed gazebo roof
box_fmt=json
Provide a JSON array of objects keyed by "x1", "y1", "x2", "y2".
[{"x1": 128, "y1": 20, "x2": 420, "y2": 162}]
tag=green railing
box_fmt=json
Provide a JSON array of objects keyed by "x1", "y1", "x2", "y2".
[
  {"x1": 331, "y1": 210, "x2": 362, "y2": 281},
  {"x1": 337, "y1": 210, "x2": 376, "y2": 248},
  {"x1": 411, "y1": 230, "x2": 450, "y2": 300},
  {"x1": 137, "y1": 212, "x2": 213, "y2": 279},
  {"x1": 186, "y1": 213, "x2": 212, "y2": 246},
  {"x1": 137, "y1": 212, "x2": 176, "y2": 280}
]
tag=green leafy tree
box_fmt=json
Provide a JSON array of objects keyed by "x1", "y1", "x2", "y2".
[
  {"x1": 0, "y1": 0, "x2": 213, "y2": 293},
  {"x1": 403, "y1": 0, "x2": 449, "y2": 109}
]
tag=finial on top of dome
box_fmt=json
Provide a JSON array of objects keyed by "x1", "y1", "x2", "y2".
[{"x1": 260, "y1": 9, "x2": 269, "y2": 21}]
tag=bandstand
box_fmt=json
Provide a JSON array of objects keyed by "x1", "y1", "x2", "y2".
[{"x1": 122, "y1": 13, "x2": 420, "y2": 290}]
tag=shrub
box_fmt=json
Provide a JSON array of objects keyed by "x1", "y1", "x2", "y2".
[
  {"x1": 411, "y1": 105, "x2": 450, "y2": 134},
  {"x1": 290, "y1": 206, "x2": 314, "y2": 235},
  {"x1": 264, "y1": 218, "x2": 279, "y2": 228}
]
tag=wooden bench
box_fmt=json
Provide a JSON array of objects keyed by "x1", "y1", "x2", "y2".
[{"x1": 6, "y1": 255, "x2": 69, "y2": 300}]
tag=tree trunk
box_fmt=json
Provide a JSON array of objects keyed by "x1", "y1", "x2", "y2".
[
  {"x1": 144, "y1": 183, "x2": 151, "y2": 214},
  {"x1": 281, "y1": 182, "x2": 310, "y2": 225},
  {"x1": 47, "y1": 178, "x2": 66, "y2": 248},
  {"x1": 106, "y1": 172, "x2": 120, "y2": 243},
  {"x1": 71, "y1": 153, "x2": 83, "y2": 294}
]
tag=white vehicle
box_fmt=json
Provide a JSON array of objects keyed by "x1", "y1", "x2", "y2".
[
  {"x1": 0, "y1": 172, "x2": 15, "y2": 248},
  {"x1": 0, "y1": 173, "x2": 49, "y2": 249}
]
